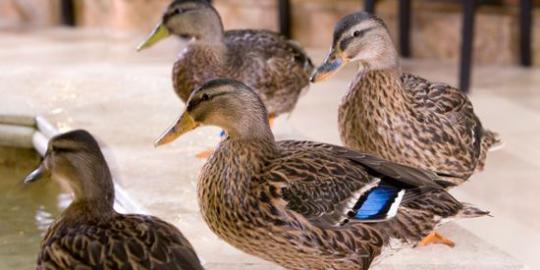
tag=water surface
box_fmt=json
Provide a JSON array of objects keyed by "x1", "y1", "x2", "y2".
[{"x1": 0, "y1": 147, "x2": 64, "y2": 270}]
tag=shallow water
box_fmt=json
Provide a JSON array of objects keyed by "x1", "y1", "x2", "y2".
[{"x1": 0, "y1": 147, "x2": 65, "y2": 269}]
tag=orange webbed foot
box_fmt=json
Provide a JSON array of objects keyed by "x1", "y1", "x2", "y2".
[{"x1": 418, "y1": 231, "x2": 455, "y2": 248}]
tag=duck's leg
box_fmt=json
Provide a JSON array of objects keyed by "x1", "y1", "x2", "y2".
[
  {"x1": 195, "y1": 149, "x2": 214, "y2": 159},
  {"x1": 197, "y1": 114, "x2": 274, "y2": 159},
  {"x1": 268, "y1": 113, "x2": 276, "y2": 128},
  {"x1": 417, "y1": 231, "x2": 455, "y2": 248}
]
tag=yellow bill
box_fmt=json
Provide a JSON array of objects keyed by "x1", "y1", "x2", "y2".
[
  {"x1": 137, "y1": 22, "x2": 170, "y2": 51},
  {"x1": 154, "y1": 111, "x2": 199, "y2": 147},
  {"x1": 310, "y1": 49, "x2": 347, "y2": 83}
]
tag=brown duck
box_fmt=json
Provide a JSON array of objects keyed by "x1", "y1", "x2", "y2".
[
  {"x1": 311, "y1": 12, "x2": 502, "y2": 186},
  {"x1": 137, "y1": 0, "x2": 313, "y2": 120},
  {"x1": 24, "y1": 130, "x2": 204, "y2": 270},
  {"x1": 154, "y1": 79, "x2": 488, "y2": 270}
]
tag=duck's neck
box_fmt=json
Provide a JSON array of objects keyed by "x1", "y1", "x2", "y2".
[
  {"x1": 186, "y1": 11, "x2": 227, "y2": 60},
  {"x1": 195, "y1": 7, "x2": 225, "y2": 44},
  {"x1": 187, "y1": 40, "x2": 227, "y2": 65},
  {"x1": 63, "y1": 162, "x2": 115, "y2": 222},
  {"x1": 226, "y1": 118, "x2": 275, "y2": 143},
  {"x1": 214, "y1": 115, "x2": 277, "y2": 187},
  {"x1": 350, "y1": 65, "x2": 406, "y2": 107},
  {"x1": 227, "y1": 131, "x2": 277, "y2": 171},
  {"x1": 212, "y1": 136, "x2": 278, "y2": 198},
  {"x1": 224, "y1": 136, "x2": 277, "y2": 170}
]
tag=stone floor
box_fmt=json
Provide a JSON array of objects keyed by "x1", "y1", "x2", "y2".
[{"x1": 1, "y1": 28, "x2": 538, "y2": 269}]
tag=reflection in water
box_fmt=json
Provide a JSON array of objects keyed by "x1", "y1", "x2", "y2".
[{"x1": 0, "y1": 161, "x2": 69, "y2": 269}]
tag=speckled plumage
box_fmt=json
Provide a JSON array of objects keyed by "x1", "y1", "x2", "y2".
[
  {"x1": 173, "y1": 30, "x2": 313, "y2": 115},
  {"x1": 39, "y1": 212, "x2": 203, "y2": 270},
  {"x1": 313, "y1": 12, "x2": 501, "y2": 186},
  {"x1": 162, "y1": 79, "x2": 488, "y2": 270},
  {"x1": 339, "y1": 70, "x2": 500, "y2": 186},
  {"x1": 151, "y1": 0, "x2": 313, "y2": 116},
  {"x1": 28, "y1": 130, "x2": 203, "y2": 270},
  {"x1": 199, "y1": 138, "x2": 486, "y2": 270}
]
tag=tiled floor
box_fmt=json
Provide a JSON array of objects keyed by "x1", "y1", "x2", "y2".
[{"x1": 1, "y1": 29, "x2": 538, "y2": 269}]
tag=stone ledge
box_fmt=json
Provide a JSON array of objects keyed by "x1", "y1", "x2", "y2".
[{"x1": 197, "y1": 223, "x2": 528, "y2": 269}]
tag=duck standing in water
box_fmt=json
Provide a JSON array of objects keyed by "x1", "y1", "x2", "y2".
[
  {"x1": 138, "y1": 0, "x2": 313, "y2": 157},
  {"x1": 311, "y1": 12, "x2": 501, "y2": 186},
  {"x1": 155, "y1": 79, "x2": 488, "y2": 270},
  {"x1": 24, "y1": 130, "x2": 204, "y2": 270}
]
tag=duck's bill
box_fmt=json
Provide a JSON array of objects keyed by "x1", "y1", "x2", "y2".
[
  {"x1": 154, "y1": 111, "x2": 199, "y2": 147},
  {"x1": 137, "y1": 22, "x2": 170, "y2": 51},
  {"x1": 310, "y1": 50, "x2": 346, "y2": 83},
  {"x1": 24, "y1": 163, "x2": 47, "y2": 184}
]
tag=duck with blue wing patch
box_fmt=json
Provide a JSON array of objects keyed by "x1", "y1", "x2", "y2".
[{"x1": 154, "y1": 79, "x2": 489, "y2": 270}]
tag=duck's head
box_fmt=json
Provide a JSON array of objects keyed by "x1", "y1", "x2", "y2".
[
  {"x1": 137, "y1": 0, "x2": 223, "y2": 51},
  {"x1": 311, "y1": 11, "x2": 398, "y2": 83},
  {"x1": 24, "y1": 130, "x2": 114, "y2": 205},
  {"x1": 155, "y1": 79, "x2": 272, "y2": 146}
]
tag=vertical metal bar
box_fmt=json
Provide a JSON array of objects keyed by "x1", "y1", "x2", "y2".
[
  {"x1": 278, "y1": 0, "x2": 291, "y2": 38},
  {"x1": 364, "y1": 0, "x2": 376, "y2": 14},
  {"x1": 60, "y1": 0, "x2": 75, "y2": 26},
  {"x1": 459, "y1": 0, "x2": 476, "y2": 93},
  {"x1": 399, "y1": 0, "x2": 412, "y2": 57},
  {"x1": 520, "y1": 0, "x2": 532, "y2": 67}
]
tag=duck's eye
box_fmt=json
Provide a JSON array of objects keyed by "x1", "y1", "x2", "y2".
[
  {"x1": 353, "y1": 30, "x2": 363, "y2": 38},
  {"x1": 201, "y1": 93, "x2": 210, "y2": 101},
  {"x1": 172, "y1": 8, "x2": 182, "y2": 15}
]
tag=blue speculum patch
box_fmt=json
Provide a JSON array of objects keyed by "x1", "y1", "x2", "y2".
[{"x1": 354, "y1": 186, "x2": 399, "y2": 220}]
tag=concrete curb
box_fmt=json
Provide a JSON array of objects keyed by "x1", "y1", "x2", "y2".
[{"x1": 0, "y1": 114, "x2": 148, "y2": 215}]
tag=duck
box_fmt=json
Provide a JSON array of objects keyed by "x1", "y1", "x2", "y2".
[
  {"x1": 310, "y1": 12, "x2": 502, "y2": 186},
  {"x1": 137, "y1": 0, "x2": 313, "y2": 136},
  {"x1": 154, "y1": 78, "x2": 488, "y2": 270},
  {"x1": 24, "y1": 130, "x2": 204, "y2": 270}
]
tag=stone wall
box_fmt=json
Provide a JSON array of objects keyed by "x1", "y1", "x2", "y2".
[
  {"x1": 0, "y1": 0, "x2": 538, "y2": 65},
  {"x1": 0, "y1": 0, "x2": 60, "y2": 29},
  {"x1": 103, "y1": 0, "x2": 534, "y2": 66},
  {"x1": 74, "y1": 0, "x2": 169, "y2": 32}
]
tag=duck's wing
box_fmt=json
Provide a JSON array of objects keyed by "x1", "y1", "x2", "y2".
[
  {"x1": 401, "y1": 73, "x2": 487, "y2": 164},
  {"x1": 269, "y1": 141, "x2": 446, "y2": 227},
  {"x1": 225, "y1": 30, "x2": 313, "y2": 114},
  {"x1": 37, "y1": 215, "x2": 204, "y2": 270},
  {"x1": 401, "y1": 73, "x2": 474, "y2": 117},
  {"x1": 226, "y1": 30, "x2": 313, "y2": 73}
]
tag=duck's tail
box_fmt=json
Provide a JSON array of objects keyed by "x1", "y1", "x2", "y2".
[
  {"x1": 456, "y1": 203, "x2": 491, "y2": 219},
  {"x1": 476, "y1": 130, "x2": 503, "y2": 171},
  {"x1": 485, "y1": 130, "x2": 504, "y2": 151}
]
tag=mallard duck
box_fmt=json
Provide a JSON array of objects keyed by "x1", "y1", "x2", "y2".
[
  {"x1": 24, "y1": 130, "x2": 204, "y2": 270},
  {"x1": 154, "y1": 79, "x2": 488, "y2": 270},
  {"x1": 311, "y1": 12, "x2": 501, "y2": 186},
  {"x1": 137, "y1": 0, "x2": 313, "y2": 122}
]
